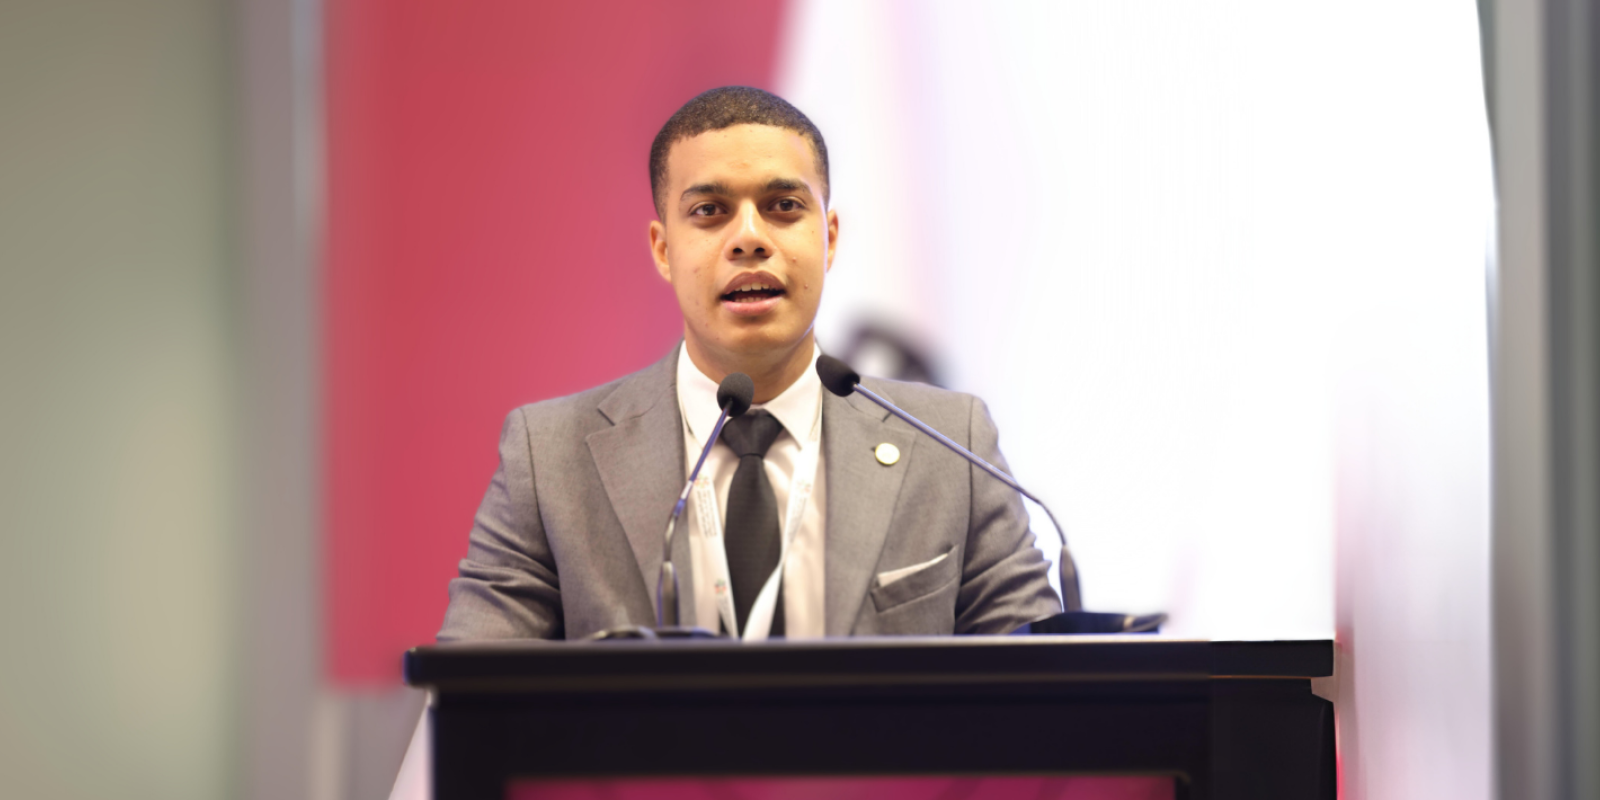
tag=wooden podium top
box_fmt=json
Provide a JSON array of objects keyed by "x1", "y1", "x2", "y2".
[{"x1": 404, "y1": 635, "x2": 1332, "y2": 693}]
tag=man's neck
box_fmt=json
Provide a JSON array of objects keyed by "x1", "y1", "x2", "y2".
[{"x1": 684, "y1": 333, "x2": 814, "y2": 404}]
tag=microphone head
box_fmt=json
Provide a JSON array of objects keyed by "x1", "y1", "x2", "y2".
[
  {"x1": 815, "y1": 355, "x2": 861, "y2": 397},
  {"x1": 716, "y1": 373, "x2": 755, "y2": 417}
]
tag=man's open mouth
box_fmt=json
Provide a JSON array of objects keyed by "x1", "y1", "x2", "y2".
[{"x1": 720, "y1": 282, "x2": 785, "y2": 303}]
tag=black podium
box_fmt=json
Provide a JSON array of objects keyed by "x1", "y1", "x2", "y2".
[{"x1": 404, "y1": 636, "x2": 1334, "y2": 800}]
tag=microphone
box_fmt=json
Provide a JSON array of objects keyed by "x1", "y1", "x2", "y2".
[
  {"x1": 816, "y1": 355, "x2": 1085, "y2": 613},
  {"x1": 655, "y1": 372, "x2": 754, "y2": 630}
]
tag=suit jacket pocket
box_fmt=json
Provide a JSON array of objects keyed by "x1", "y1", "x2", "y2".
[{"x1": 870, "y1": 549, "x2": 959, "y2": 613}]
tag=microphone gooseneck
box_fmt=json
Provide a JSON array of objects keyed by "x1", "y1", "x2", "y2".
[
  {"x1": 814, "y1": 355, "x2": 1084, "y2": 612},
  {"x1": 657, "y1": 372, "x2": 755, "y2": 628}
]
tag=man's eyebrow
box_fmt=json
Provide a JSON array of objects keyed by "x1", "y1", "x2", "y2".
[
  {"x1": 679, "y1": 178, "x2": 813, "y2": 203},
  {"x1": 765, "y1": 178, "x2": 808, "y2": 193},
  {"x1": 680, "y1": 182, "x2": 730, "y2": 202}
]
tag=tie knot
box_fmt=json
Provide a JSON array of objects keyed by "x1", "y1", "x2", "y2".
[{"x1": 720, "y1": 410, "x2": 783, "y2": 458}]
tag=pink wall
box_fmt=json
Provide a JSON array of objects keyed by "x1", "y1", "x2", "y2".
[{"x1": 323, "y1": 0, "x2": 788, "y2": 684}]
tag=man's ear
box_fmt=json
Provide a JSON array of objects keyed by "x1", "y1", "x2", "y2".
[
  {"x1": 824, "y1": 208, "x2": 839, "y2": 274},
  {"x1": 648, "y1": 219, "x2": 672, "y2": 283}
]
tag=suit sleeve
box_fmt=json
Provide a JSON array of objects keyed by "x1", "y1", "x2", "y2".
[
  {"x1": 436, "y1": 407, "x2": 563, "y2": 641},
  {"x1": 953, "y1": 396, "x2": 1063, "y2": 633}
]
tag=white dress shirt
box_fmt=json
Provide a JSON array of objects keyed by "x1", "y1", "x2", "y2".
[{"x1": 676, "y1": 342, "x2": 827, "y2": 640}]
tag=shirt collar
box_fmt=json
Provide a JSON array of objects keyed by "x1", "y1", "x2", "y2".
[{"x1": 677, "y1": 341, "x2": 823, "y2": 446}]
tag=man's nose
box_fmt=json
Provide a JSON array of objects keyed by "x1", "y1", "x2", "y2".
[{"x1": 725, "y1": 202, "x2": 771, "y2": 260}]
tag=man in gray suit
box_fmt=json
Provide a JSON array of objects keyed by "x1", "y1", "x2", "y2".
[{"x1": 436, "y1": 87, "x2": 1060, "y2": 642}]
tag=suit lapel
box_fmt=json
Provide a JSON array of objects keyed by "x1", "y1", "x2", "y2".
[
  {"x1": 823, "y1": 386, "x2": 917, "y2": 636},
  {"x1": 586, "y1": 348, "x2": 693, "y2": 623}
]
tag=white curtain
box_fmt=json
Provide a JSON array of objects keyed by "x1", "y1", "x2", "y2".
[{"x1": 781, "y1": 3, "x2": 1492, "y2": 796}]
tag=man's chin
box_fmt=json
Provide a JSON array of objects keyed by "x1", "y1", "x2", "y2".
[{"x1": 695, "y1": 324, "x2": 811, "y2": 364}]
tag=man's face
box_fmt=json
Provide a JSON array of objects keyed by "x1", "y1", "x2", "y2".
[{"x1": 649, "y1": 124, "x2": 838, "y2": 368}]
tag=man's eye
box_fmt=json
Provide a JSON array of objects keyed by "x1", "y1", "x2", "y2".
[
  {"x1": 772, "y1": 199, "x2": 801, "y2": 212},
  {"x1": 690, "y1": 204, "x2": 721, "y2": 217}
]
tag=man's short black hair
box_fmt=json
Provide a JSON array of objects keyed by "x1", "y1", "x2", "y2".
[{"x1": 649, "y1": 86, "x2": 830, "y2": 217}]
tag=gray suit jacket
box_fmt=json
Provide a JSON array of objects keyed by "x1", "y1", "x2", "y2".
[{"x1": 437, "y1": 347, "x2": 1060, "y2": 641}]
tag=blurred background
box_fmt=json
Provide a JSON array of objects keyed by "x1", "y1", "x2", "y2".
[{"x1": 1, "y1": 1, "x2": 1594, "y2": 799}]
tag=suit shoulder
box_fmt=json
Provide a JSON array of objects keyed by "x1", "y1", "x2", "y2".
[
  {"x1": 859, "y1": 375, "x2": 979, "y2": 413},
  {"x1": 504, "y1": 354, "x2": 669, "y2": 437},
  {"x1": 509, "y1": 377, "x2": 622, "y2": 425},
  {"x1": 856, "y1": 376, "x2": 986, "y2": 434}
]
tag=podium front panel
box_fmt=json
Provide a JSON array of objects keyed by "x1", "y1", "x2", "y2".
[{"x1": 406, "y1": 636, "x2": 1334, "y2": 800}]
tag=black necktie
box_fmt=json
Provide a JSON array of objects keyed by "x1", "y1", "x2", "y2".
[{"x1": 720, "y1": 410, "x2": 785, "y2": 636}]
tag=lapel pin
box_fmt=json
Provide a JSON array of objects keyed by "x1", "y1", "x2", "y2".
[{"x1": 874, "y1": 442, "x2": 901, "y2": 466}]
